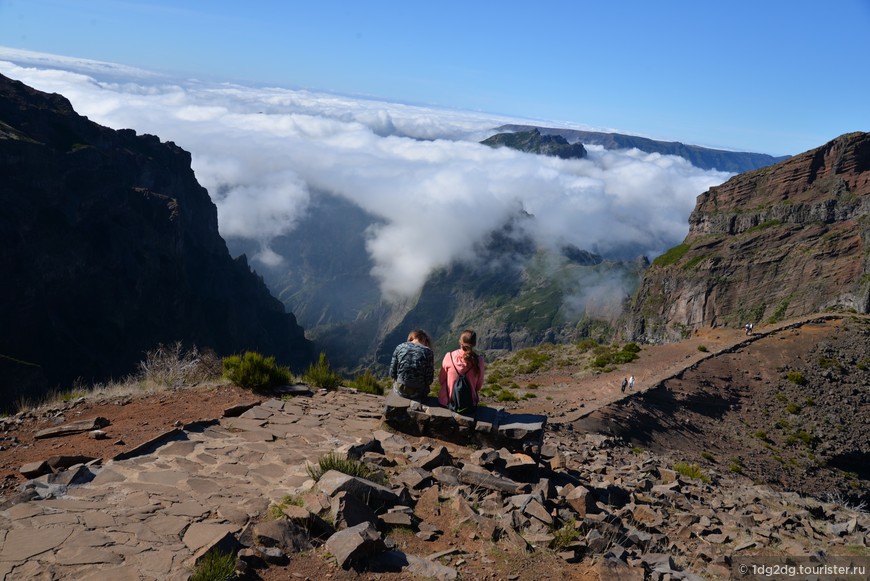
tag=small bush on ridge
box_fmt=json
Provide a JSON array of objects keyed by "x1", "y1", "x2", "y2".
[
  {"x1": 189, "y1": 549, "x2": 235, "y2": 581},
  {"x1": 222, "y1": 351, "x2": 291, "y2": 393},
  {"x1": 786, "y1": 371, "x2": 807, "y2": 385},
  {"x1": 140, "y1": 342, "x2": 222, "y2": 388},
  {"x1": 349, "y1": 369, "x2": 384, "y2": 395},
  {"x1": 673, "y1": 462, "x2": 710, "y2": 483},
  {"x1": 303, "y1": 352, "x2": 343, "y2": 390},
  {"x1": 306, "y1": 452, "x2": 384, "y2": 484}
]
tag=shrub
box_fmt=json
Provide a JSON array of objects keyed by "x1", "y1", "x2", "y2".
[
  {"x1": 786, "y1": 371, "x2": 807, "y2": 386},
  {"x1": 306, "y1": 452, "x2": 384, "y2": 484},
  {"x1": 729, "y1": 458, "x2": 744, "y2": 474},
  {"x1": 818, "y1": 357, "x2": 838, "y2": 369},
  {"x1": 480, "y1": 384, "x2": 499, "y2": 398},
  {"x1": 786, "y1": 402, "x2": 801, "y2": 415},
  {"x1": 673, "y1": 462, "x2": 710, "y2": 484},
  {"x1": 622, "y1": 342, "x2": 641, "y2": 354},
  {"x1": 269, "y1": 495, "x2": 305, "y2": 519},
  {"x1": 590, "y1": 343, "x2": 640, "y2": 369},
  {"x1": 786, "y1": 429, "x2": 819, "y2": 449},
  {"x1": 303, "y1": 352, "x2": 343, "y2": 390},
  {"x1": 577, "y1": 338, "x2": 599, "y2": 352},
  {"x1": 497, "y1": 390, "x2": 519, "y2": 402},
  {"x1": 775, "y1": 418, "x2": 792, "y2": 430},
  {"x1": 753, "y1": 430, "x2": 768, "y2": 441},
  {"x1": 701, "y1": 451, "x2": 716, "y2": 463},
  {"x1": 551, "y1": 520, "x2": 581, "y2": 550},
  {"x1": 139, "y1": 342, "x2": 222, "y2": 388},
  {"x1": 189, "y1": 549, "x2": 236, "y2": 581},
  {"x1": 515, "y1": 348, "x2": 553, "y2": 374},
  {"x1": 349, "y1": 369, "x2": 383, "y2": 395},
  {"x1": 697, "y1": 345, "x2": 708, "y2": 353},
  {"x1": 222, "y1": 351, "x2": 291, "y2": 393}
]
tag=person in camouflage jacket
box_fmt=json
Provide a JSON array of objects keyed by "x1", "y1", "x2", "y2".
[{"x1": 390, "y1": 329, "x2": 435, "y2": 400}]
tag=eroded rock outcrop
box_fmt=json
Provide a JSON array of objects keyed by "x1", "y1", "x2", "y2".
[
  {"x1": 625, "y1": 132, "x2": 870, "y2": 342},
  {"x1": 0, "y1": 73, "x2": 314, "y2": 404}
]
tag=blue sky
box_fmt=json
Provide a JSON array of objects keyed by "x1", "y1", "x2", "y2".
[{"x1": 2, "y1": 0, "x2": 868, "y2": 157}]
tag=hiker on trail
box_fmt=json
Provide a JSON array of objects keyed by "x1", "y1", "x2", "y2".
[
  {"x1": 438, "y1": 329, "x2": 485, "y2": 409},
  {"x1": 621, "y1": 377, "x2": 628, "y2": 393},
  {"x1": 628, "y1": 375, "x2": 635, "y2": 390},
  {"x1": 745, "y1": 322, "x2": 751, "y2": 336},
  {"x1": 390, "y1": 329, "x2": 435, "y2": 401}
]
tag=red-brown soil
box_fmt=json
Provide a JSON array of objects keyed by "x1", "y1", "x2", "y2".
[{"x1": 2, "y1": 314, "x2": 866, "y2": 580}]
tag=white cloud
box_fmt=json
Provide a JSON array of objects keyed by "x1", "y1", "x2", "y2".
[{"x1": 0, "y1": 53, "x2": 732, "y2": 300}]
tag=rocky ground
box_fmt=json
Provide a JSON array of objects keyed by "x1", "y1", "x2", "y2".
[
  {"x1": 571, "y1": 315, "x2": 870, "y2": 507},
  {"x1": 0, "y1": 314, "x2": 867, "y2": 580}
]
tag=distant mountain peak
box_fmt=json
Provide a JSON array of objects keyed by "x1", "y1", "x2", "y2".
[{"x1": 481, "y1": 128, "x2": 588, "y2": 160}]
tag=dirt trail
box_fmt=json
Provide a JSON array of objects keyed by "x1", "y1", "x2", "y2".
[{"x1": 511, "y1": 313, "x2": 859, "y2": 424}]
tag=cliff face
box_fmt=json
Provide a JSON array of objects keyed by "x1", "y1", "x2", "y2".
[
  {"x1": 0, "y1": 74, "x2": 313, "y2": 403},
  {"x1": 625, "y1": 132, "x2": 870, "y2": 342}
]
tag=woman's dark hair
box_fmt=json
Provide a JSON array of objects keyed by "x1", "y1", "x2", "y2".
[
  {"x1": 459, "y1": 329, "x2": 479, "y2": 372},
  {"x1": 407, "y1": 329, "x2": 431, "y2": 348}
]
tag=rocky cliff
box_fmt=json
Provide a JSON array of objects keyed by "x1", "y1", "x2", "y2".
[
  {"x1": 0, "y1": 73, "x2": 314, "y2": 406},
  {"x1": 624, "y1": 132, "x2": 870, "y2": 342},
  {"x1": 481, "y1": 128, "x2": 588, "y2": 159}
]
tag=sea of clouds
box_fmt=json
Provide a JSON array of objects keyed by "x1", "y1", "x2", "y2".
[{"x1": 0, "y1": 48, "x2": 732, "y2": 300}]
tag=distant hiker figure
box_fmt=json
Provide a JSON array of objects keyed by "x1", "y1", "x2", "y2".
[
  {"x1": 745, "y1": 322, "x2": 751, "y2": 336},
  {"x1": 628, "y1": 375, "x2": 635, "y2": 390},
  {"x1": 749, "y1": 323, "x2": 754, "y2": 335},
  {"x1": 621, "y1": 377, "x2": 628, "y2": 393}
]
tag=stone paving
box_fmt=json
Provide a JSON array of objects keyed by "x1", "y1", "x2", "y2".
[{"x1": 0, "y1": 389, "x2": 387, "y2": 580}]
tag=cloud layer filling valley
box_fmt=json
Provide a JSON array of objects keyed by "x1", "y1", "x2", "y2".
[{"x1": 0, "y1": 58, "x2": 732, "y2": 300}]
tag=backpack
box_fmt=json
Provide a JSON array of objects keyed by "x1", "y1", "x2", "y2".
[{"x1": 448, "y1": 355, "x2": 476, "y2": 415}]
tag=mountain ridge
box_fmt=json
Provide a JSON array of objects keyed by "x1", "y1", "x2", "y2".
[{"x1": 497, "y1": 123, "x2": 790, "y2": 173}]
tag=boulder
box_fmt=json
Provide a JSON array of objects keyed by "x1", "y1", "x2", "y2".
[{"x1": 325, "y1": 521, "x2": 385, "y2": 569}]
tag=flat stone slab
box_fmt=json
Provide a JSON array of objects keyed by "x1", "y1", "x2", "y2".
[
  {"x1": 272, "y1": 384, "x2": 313, "y2": 397},
  {"x1": 383, "y1": 392, "x2": 547, "y2": 454},
  {"x1": 182, "y1": 522, "x2": 239, "y2": 553},
  {"x1": 111, "y1": 428, "x2": 184, "y2": 461},
  {"x1": 34, "y1": 417, "x2": 110, "y2": 439},
  {"x1": 0, "y1": 526, "x2": 73, "y2": 561}
]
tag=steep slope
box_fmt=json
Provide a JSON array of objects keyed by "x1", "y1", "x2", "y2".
[
  {"x1": 574, "y1": 315, "x2": 870, "y2": 506},
  {"x1": 0, "y1": 74, "x2": 314, "y2": 406},
  {"x1": 624, "y1": 132, "x2": 870, "y2": 342},
  {"x1": 497, "y1": 123, "x2": 790, "y2": 172}
]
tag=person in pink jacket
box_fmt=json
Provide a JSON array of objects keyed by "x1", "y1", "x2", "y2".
[{"x1": 438, "y1": 329, "x2": 486, "y2": 407}]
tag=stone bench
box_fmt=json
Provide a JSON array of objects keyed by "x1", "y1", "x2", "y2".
[{"x1": 382, "y1": 391, "x2": 546, "y2": 456}]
